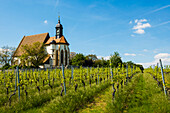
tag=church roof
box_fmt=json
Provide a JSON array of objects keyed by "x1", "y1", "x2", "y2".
[
  {"x1": 50, "y1": 40, "x2": 56, "y2": 44},
  {"x1": 13, "y1": 32, "x2": 50, "y2": 57},
  {"x1": 45, "y1": 36, "x2": 69, "y2": 45}
]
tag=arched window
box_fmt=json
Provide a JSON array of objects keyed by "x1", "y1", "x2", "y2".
[
  {"x1": 65, "y1": 50, "x2": 67, "y2": 65},
  {"x1": 56, "y1": 50, "x2": 58, "y2": 66},
  {"x1": 61, "y1": 50, "x2": 63, "y2": 65}
]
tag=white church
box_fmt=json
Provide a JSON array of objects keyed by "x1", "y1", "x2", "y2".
[{"x1": 12, "y1": 17, "x2": 70, "y2": 68}]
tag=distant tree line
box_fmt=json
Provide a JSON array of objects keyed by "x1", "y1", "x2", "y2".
[{"x1": 70, "y1": 52, "x2": 144, "y2": 71}]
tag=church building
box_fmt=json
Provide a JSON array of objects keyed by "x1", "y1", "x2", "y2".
[{"x1": 12, "y1": 17, "x2": 70, "y2": 68}]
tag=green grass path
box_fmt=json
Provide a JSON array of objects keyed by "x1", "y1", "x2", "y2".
[
  {"x1": 106, "y1": 73, "x2": 170, "y2": 113},
  {"x1": 78, "y1": 86, "x2": 112, "y2": 113}
]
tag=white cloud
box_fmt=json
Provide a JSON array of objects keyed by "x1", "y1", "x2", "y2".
[
  {"x1": 132, "y1": 19, "x2": 151, "y2": 34},
  {"x1": 129, "y1": 21, "x2": 132, "y2": 24},
  {"x1": 135, "y1": 19, "x2": 138, "y2": 23},
  {"x1": 143, "y1": 49, "x2": 148, "y2": 52},
  {"x1": 131, "y1": 34, "x2": 135, "y2": 37},
  {"x1": 138, "y1": 53, "x2": 170, "y2": 68},
  {"x1": 97, "y1": 56, "x2": 111, "y2": 60},
  {"x1": 124, "y1": 53, "x2": 136, "y2": 56},
  {"x1": 133, "y1": 23, "x2": 151, "y2": 30},
  {"x1": 154, "y1": 53, "x2": 170, "y2": 59},
  {"x1": 134, "y1": 29, "x2": 145, "y2": 34},
  {"x1": 138, "y1": 19, "x2": 147, "y2": 23},
  {"x1": 44, "y1": 20, "x2": 48, "y2": 24}
]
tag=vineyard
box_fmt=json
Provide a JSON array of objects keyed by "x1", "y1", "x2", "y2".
[{"x1": 0, "y1": 63, "x2": 169, "y2": 113}]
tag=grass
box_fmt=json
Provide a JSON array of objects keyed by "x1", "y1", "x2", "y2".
[
  {"x1": 78, "y1": 86, "x2": 112, "y2": 113},
  {"x1": 26, "y1": 81, "x2": 111, "y2": 113},
  {"x1": 106, "y1": 73, "x2": 170, "y2": 113}
]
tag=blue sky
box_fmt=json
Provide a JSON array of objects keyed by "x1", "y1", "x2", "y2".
[{"x1": 0, "y1": 0, "x2": 170, "y2": 67}]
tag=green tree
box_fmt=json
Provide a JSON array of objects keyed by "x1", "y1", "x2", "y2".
[
  {"x1": 21, "y1": 42, "x2": 48, "y2": 68},
  {"x1": 86, "y1": 54, "x2": 98, "y2": 61},
  {"x1": 110, "y1": 52, "x2": 122, "y2": 67},
  {"x1": 71, "y1": 53, "x2": 85, "y2": 66},
  {"x1": 126, "y1": 61, "x2": 134, "y2": 65},
  {"x1": 85, "y1": 54, "x2": 97, "y2": 66},
  {"x1": 0, "y1": 46, "x2": 16, "y2": 65}
]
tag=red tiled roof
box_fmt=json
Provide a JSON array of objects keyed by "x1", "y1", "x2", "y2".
[
  {"x1": 45, "y1": 36, "x2": 69, "y2": 45},
  {"x1": 13, "y1": 33, "x2": 49, "y2": 57}
]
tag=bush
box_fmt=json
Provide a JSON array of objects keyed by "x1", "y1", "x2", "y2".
[{"x1": 1, "y1": 63, "x2": 10, "y2": 70}]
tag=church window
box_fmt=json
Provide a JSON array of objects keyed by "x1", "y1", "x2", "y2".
[
  {"x1": 65, "y1": 50, "x2": 67, "y2": 65},
  {"x1": 61, "y1": 50, "x2": 63, "y2": 65},
  {"x1": 56, "y1": 50, "x2": 58, "y2": 66}
]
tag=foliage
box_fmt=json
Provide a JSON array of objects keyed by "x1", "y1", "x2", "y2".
[
  {"x1": 93, "y1": 58, "x2": 109, "y2": 67},
  {"x1": 123, "y1": 61, "x2": 144, "y2": 72},
  {"x1": 20, "y1": 42, "x2": 48, "y2": 68},
  {"x1": 0, "y1": 46, "x2": 15, "y2": 65},
  {"x1": 0, "y1": 65, "x2": 141, "y2": 112},
  {"x1": 1, "y1": 63, "x2": 10, "y2": 70},
  {"x1": 70, "y1": 52, "x2": 143, "y2": 71},
  {"x1": 110, "y1": 52, "x2": 122, "y2": 67},
  {"x1": 86, "y1": 54, "x2": 98, "y2": 61},
  {"x1": 145, "y1": 66, "x2": 170, "y2": 91},
  {"x1": 70, "y1": 53, "x2": 86, "y2": 66}
]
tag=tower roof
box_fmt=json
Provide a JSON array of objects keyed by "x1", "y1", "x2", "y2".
[
  {"x1": 45, "y1": 36, "x2": 69, "y2": 45},
  {"x1": 56, "y1": 16, "x2": 63, "y2": 28},
  {"x1": 50, "y1": 40, "x2": 56, "y2": 44}
]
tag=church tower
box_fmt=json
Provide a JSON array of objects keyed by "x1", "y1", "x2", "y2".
[
  {"x1": 45, "y1": 16, "x2": 70, "y2": 67},
  {"x1": 55, "y1": 16, "x2": 63, "y2": 39}
]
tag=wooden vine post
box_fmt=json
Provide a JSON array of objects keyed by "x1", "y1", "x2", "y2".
[
  {"x1": 126, "y1": 64, "x2": 128, "y2": 83},
  {"x1": 159, "y1": 59, "x2": 167, "y2": 96},
  {"x1": 156, "y1": 63, "x2": 158, "y2": 79},
  {"x1": 97, "y1": 65, "x2": 99, "y2": 84},
  {"x1": 71, "y1": 66, "x2": 74, "y2": 85},
  {"x1": 15, "y1": 69, "x2": 17, "y2": 91},
  {"x1": 62, "y1": 64, "x2": 66, "y2": 95},
  {"x1": 17, "y1": 66, "x2": 20, "y2": 100},
  {"x1": 3, "y1": 70, "x2": 5, "y2": 86},
  {"x1": 48, "y1": 69, "x2": 50, "y2": 85}
]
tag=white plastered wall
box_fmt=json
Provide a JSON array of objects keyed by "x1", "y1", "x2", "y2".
[{"x1": 46, "y1": 44, "x2": 70, "y2": 67}]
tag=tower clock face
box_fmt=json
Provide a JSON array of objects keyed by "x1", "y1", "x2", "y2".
[
  {"x1": 57, "y1": 29, "x2": 60, "y2": 35},
  {"x1": 57, "y1": 29, "x2": 60, "y2": 33}
]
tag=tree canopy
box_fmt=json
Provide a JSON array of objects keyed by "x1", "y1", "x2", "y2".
[
  {"x1": 70, "y1": 53, "x2": 85, "y2": 66},
  {"x1": 21, "y1": 42, "x2": 48, "y2": 68},
  {"x1": 0, "y1": 46, "x2": 15, "y2": 65},
  {"x1": 110, "y1": 52, "x2": 122, "y2": 67},
  {"x1": 70, "y1": 52, "x2": 143, "y2": 72}
]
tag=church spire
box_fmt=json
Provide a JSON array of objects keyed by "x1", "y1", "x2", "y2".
[
  {"x1": 58, "y1": 15, "x2": 60, "y2": 24},
  {"x1": 55, "y1": 15, "x2": 63, "y2": 39}
]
